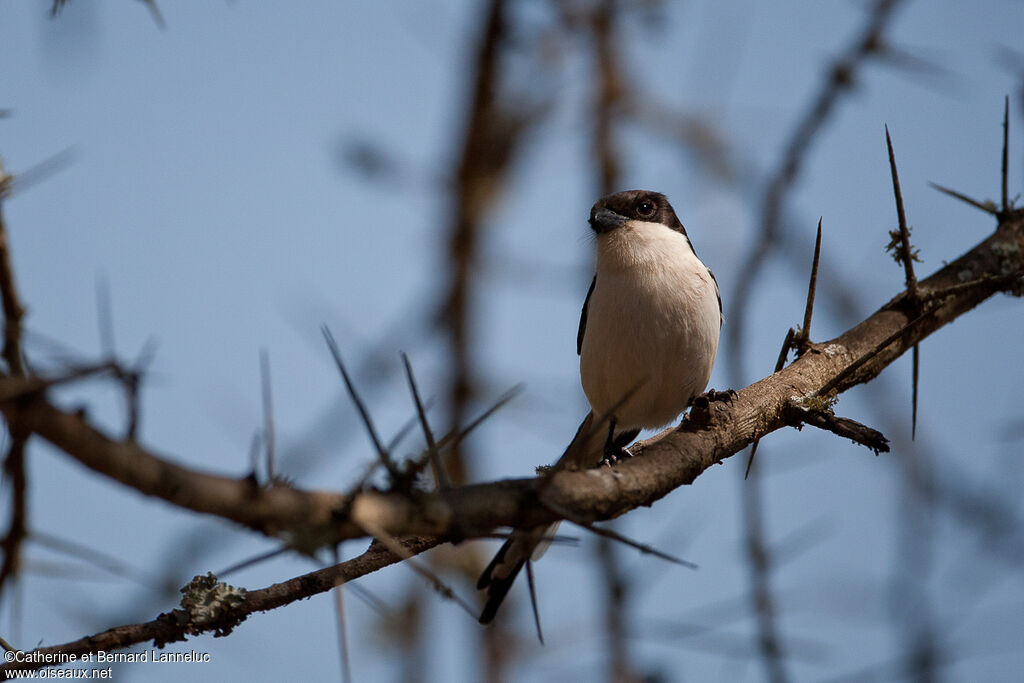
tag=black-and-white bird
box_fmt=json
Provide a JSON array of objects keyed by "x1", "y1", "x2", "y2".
[{"x1": 477, "y1": 189, "x2": 723, "y2": 625}]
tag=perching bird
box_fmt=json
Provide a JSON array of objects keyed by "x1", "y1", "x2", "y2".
[{"x1": 477, "y1": 189, "x2": 723, "y2": 625}]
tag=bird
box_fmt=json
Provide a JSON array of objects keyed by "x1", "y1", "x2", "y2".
[{"x1": 477, "y1": 189, "x2": 723, "y2": 626}]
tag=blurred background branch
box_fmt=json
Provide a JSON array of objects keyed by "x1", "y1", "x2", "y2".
[{"x1": 2, "y1": 1, "x2": 1023, "y2": 681}]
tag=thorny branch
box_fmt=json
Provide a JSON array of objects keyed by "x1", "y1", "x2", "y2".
[
  {"x1": 0, "y1": 172, "x2": 26, "y2": 378},
  {"x1": 0, "y1": 169, "x2": 29, "y2": 602},
  {"x1": 0, "y1": 211, "x2": 1018, "y2": 541},
  {"x1": 884, "y1": 127, "x2": 922, "y2": 437},
  {"x1": 745, "y1": 219, "x2": 822, "y2": 478},
  {"x1": 728, "y1": 0, "x2": 908, "y2": 382},
  {"x1": 2, "y1": 537, "x2": 442, "y2": 674},
  {"x1": 0, "y1": 204, "x2": 1019, "y2": 668},
  {"x1": 442, "y1": 0, "x2": 532, "y2": 486},
  {"x1": 22, "y1": 5, "x2": 1022, "y2": 680},
  {"x1": 435, "y1": 2, "x2": 539, "y2": 675},
  {"x1": 725, "y1": 8, "x2": 910, "y2": 665}
]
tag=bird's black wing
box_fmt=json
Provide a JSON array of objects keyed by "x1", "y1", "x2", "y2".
[
  {"x1": 577, "y1": 275, "x2": 596, "y2": 355},
  {"x1": 708, "y1": 268, "x2": 723, "y2": 327}
]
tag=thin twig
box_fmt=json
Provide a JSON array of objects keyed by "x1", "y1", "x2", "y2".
[
  {"x1": 0, "y1": 188, "x2": 28, "y2": 602},
  {"x1": 433, "y1": 384, "x2": 523, "y2": 455},
  {"x1": 770, "y1": 516, "x2": 836, "y2": 568},
  {"x1": 2, "y1": 148, "x2": 78, "y2": 198},
  {"x1": 341, "y1": 402, "x2": 439, "y2": 493},
  {"x1": 345, "y1": 582, "x2": 391, "y2": 618},
  {"x1": 32, "y1": 531, "x2": 154, "y2": 586},
  {"x1": 597, "y1": 534, "x2": 635, "y2": 681},
  {"x1": 783, "y1": 403, "x2": 890, "y2": 453},
  {"x1": 344, "y1": 396, "x2": 438, "y2": 494},
  {"x1": 591, "y1": 0, "x2": 622, "y2": 196},
  {"x1": 322, "y1": 325, "x2": 397, "y2": 477},
  {"x1": 441, "y1": 0, "x2": 520, "y2": 488},
  {"x1": 541, "y1": 498, "x2": 697, "y2": 569},
  {"x1": 385, "y1": 401, "x2": 435, "y2": 454},
  {"x1": 401, "y1": 353, "x2": 449, "y2": 490},
  {"x1": 728, "y1": 0, "x2": 907, "y2": 383},
  {"x1": 331, "y1": 547, "x2": 352, "y2": 683},
  {"x1": 218, "y1": 547, "x2": 290, "y2": 577},
  {"x1": 0, "y1": 188, "x2": 26, "y2": 377},
  {"x1": 357, "y1": 519, "x2": 478, "y2": 618},
  {"x1": 0, "y1": 436, "x2": 28, "y2": 600},
  {"x1": 817, "y1": 309, "x2": 932, "y2": 397},
  {"x1": 918, "y1": 269, "x2": 1024, "y2": 302},
  {"x1": 0, "y1": 536, "x2": 443, "y2": 673},
  {"x1": 0, "y1": 361, "x2": 122, "y2": 402}
]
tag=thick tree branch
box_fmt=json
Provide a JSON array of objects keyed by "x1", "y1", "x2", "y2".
[{"x1": 0, "y1": 211, "x2": 1018, "y2": 553}]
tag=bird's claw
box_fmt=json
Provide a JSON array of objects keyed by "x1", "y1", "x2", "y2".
[
  {"x1": 600, "y1": 446, "x2": 633, "y2": 468},
  {"x1": 703, "y1": 388, "x2": 736, "y2": 404}
]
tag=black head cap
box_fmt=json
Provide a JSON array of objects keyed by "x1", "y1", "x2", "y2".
[{"x1": 588, "y1": 190, "x2": 687, "y2": 235}]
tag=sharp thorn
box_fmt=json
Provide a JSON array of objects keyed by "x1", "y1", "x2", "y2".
[
  {"x1": 401, "y1": 352, "x2": 450, "y2": 490},
  {"x1": 525, "y1": 560, "x2": 544, "y2": 645},
  {"x1": 1002, "y1": 94, "x2": 1010, "y2": 213},
  {"x1": 321, "y1": 325, "x2": 395, "y2": 475},
  {"x1": 885, "y1": 125, "x2": 919, "y2": 300},
  {"x1": 744, "y1": 439, "x2": 760, "y2": 480},
  {"x1": 928, "y1": 182, "x2": 999, "y2": 216}
]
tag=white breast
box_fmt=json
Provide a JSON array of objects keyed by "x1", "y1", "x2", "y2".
[{"x1": 579, "y1": 220, "x2": 720, "y2": 430}]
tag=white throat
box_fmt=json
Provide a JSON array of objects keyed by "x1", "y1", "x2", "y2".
[{"x1": 580, "y1": 220, "x2": 720, "y2": 430}]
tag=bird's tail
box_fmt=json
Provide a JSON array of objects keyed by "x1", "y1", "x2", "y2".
[
  {"x1": 553, "y1": 410, "x2": 605, "y2": 471},
  {"x1": 476, "y1": 529, "x2": 532, "y2": 624},
  {"x1": 477, "y1": 412, "x2": 605, "y2": 624}
]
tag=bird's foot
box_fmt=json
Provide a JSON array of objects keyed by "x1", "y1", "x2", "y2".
[
  {"x1": 600, "y1": 445, "x2": 633, "y2": 468},
  {"x1": 688, "y1": 389, "x2": 735, "y2": 428},
  {"x1": 694, "y1": 388, "x2": 736, "y2": 408}
]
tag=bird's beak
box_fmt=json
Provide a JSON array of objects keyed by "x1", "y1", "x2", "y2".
[{"x1": 589, "y1": 207, "x2": 628, "y2": 234}]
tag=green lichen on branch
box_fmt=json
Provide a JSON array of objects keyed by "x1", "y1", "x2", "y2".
[
  {"x1": 797, "y1": 389, "x2": 838, "y2": 412},
  {"x1": 991, "y1": 241, "x2": 1024, "y2": 296},
  {"x1": 156, "y1": 573, "x2": 249, "y2": 645},
  {"x1": 886, "y1": 225, "x2": 921, "y2": 266},
  {"x1": 180, "y1": 572, "x2": 247, "y2": 625}
]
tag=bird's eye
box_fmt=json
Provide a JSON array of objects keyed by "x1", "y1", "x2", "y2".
[{"x1": 637, "y1": 199, "x2": 656, "y2": 217}]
